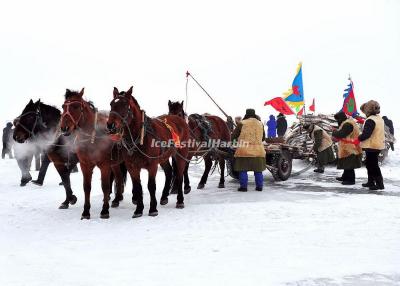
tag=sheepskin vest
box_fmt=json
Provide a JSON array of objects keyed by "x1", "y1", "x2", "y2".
[
  {"x1": 338, "y1": 118, "x2": 362, "y2": 159},
  {"x1": 310, "y1": 126, "x2": 333, "y2": 152},
  {"x1": 361, "y1": 115, "x2": 385, "y2": 150},
  {"x1": 234, "y1": 118, "x2": 266, "y2": 158}
]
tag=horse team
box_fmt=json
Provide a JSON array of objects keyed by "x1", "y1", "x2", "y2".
[{"x1": 13, "y1": 87, "x2": 231, "y2": 219}]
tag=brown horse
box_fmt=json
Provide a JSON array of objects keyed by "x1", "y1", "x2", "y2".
[
  {"x1": 168, "y1": 100, "x2": 231, "y2": 190},
  {"x1": 60, "y1": 88, "x2": 125, "y2": 219},
  {"x1": 106, "y1": 87, "x2": 190, "y2": 218}
]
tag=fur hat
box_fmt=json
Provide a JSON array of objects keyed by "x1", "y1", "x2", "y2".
[{"x1": 360, "y1": 100, "x2": 380, "y2": 117}]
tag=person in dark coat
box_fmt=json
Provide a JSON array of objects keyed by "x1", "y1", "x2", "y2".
[
  {"x1": 2, "y1": 122, "x2": 14, "y2": 159},
  {"x1": 332, "y1": 111, "x2": 362, "y2": 185},
  {"x1": 276, "y1": 113, "x2": 288, "y2": 137},
  {"x1": 266, "y1": 115, "x2": 277, "y2": 138},
  {"x1": 303, "y1": 124, "x2": 336, "y2": 173},
  {"x1": 354, "y1": 100, "x2": 385, "y2": 190},
  {"x1": 382, "y1": 115, "x2": 394, "y2": 151},
  {"x1": 232, "y1": 109, "x2": 266, "y2": 192}
]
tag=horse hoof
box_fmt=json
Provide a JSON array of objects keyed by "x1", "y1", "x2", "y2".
[
  {"x1": 160, "y1": 198, "x2": 168, "y2": 205},
  {"x1": 69, "y1": 195, "x2": 77, "y2": 205},
  {"x1": 111, "y1": 201, "x2": 119, "y2": 208},
  {"x1": 81, "y1": 214, "x2": 90, "y2": 220},
  {"x1": 100, "y1": 213, "x2": 110, "y2": 219},
  {"x1": 176, "y1": 202, "x2": 185, "y2": 209},
  {"x1": 218, "y1": 183, "x2": 225, "y2": 188},
  {"x1": 58, "y1": 204, "x2": 69, "y2": 209},
  {"x1": 149, "y1": 211, "x2": 158, "y2": 217},
  {"x1": 170, "y1": 188, "x2": 178, "y2": 194},
  {"x1": 184, "y1": 186, "x2": 192, "y2": 194},
  {"x1": 197, "y1": 183, "x2": 205, "y2": 190},
  {"x1": 132, "y1": 212, "x2": 143, "y2": 218}
]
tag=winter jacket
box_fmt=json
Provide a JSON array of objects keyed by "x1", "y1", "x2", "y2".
[
  {"x1": 266, "y1": 115, "x2": 277, "y2": 138},
  {"x1": 359, "y1": 115, "x2": 385, "y2": 151},
  {"x1": 234, "y1": 118, "x2": 266, "y2": 158},
  {"x1": 276, "y1": 114, "x2": 287, "y2": 137},
  {"x1": 332, "y1": 112, "x2": 362, "y2": 170},
  {"x1": 310, "y1": 126, "x2": 333, "y2": 152}
]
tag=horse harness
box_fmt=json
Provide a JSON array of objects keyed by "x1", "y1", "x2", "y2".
[{"x1": 15, "y1": 106, "x2": 47, "y2": 139}]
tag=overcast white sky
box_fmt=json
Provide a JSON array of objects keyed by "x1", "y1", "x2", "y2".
[{"x1": 1, "y1": 0, "x2": 399, "y2": 126}]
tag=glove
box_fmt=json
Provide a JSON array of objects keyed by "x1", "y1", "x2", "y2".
[{"x1": 353, "y1": 138, "x2": 360, "y2": 145}]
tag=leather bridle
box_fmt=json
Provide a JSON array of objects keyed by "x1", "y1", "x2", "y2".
[{"x1": 61, "y1": 100, "x2": 85, "y2": 130}]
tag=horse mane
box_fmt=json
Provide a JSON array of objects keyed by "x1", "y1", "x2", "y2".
[{"x1": 39, "y1": 102, "x2": 61, "y2": 117}]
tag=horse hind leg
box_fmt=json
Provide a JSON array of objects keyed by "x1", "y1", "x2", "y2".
[
  {"x1": 147, "y1": 165, "x2": 158, "y2": 216},
  {"x1": 175, "y1": 157, "x2": 186, "y2": 209},
  {"x1": 100, "y1": 167, "x2": 112, "y2": 219},
  {"x1": 183, "y1": 162, "x2": 191, "y2": 194},
  {"x1": 160, "y1": 161, "x2": 173, "y2": 206},
  {"x1": 55, "y1": 164, "x2": 77, "y2": 209},
  {"x1": 111, "y1": 165, "x2": 124, "y2": 208},
  {"x1": 197, "y1": 155, "x2": 212, "y2": 189},
  {"x1": 218, "y1": 156, "x2": 225, "y2": 188}
]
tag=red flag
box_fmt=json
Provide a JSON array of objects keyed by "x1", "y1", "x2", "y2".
[
  {"x1": 309, "y1": 98, "x2": 315, "y2": 112},
  {"x1": 297, "y1": 105, "x2": 304, "y2": 116},
  {"x1": 264, "y1": 97, "x2": 295, "y2": 115}
]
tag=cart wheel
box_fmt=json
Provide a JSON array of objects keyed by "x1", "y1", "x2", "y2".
[
  {"x1": 269, "y1": 151, "x2": 292, "y2": 181},
  {"x1": 226, "y1": 158, "x2": 239, "y2": 180}
]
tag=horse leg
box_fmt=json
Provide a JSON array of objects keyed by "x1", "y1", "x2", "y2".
[
  {"x1": 197, "y1": 155, "x2": 212, "y2": 189},
  {"x1": 147, "y1": 165, "x2": 158, "y2": 216},
  {"x1": 170, "y1": 158, "x2": 178, "y2": 194},
  {"x1": 54, "y1": 164, "x2": 76, "y2": 209},
  {"x1": 183, "y1": 162, "x2": 191, "y2": 194},
  {"x1": 160, "y1": 161, "x2": 172, "y2": 206},
  {"x1": 80, "y1": 164, "x2": 94, "y2": 220},
  {"x1": 175, "y1": 157, "x2": 186, "y2": 209},
  {"x1": 128, "y1": 167, "x2": 144, "y2": 218},
  {"x1": 100, "y1": 166, "x2": 112, "y2": 219},
  {"x1": 218, "y1": 155, "x2": 225, "y2": 188},
  {"x1": 111, "y1": 165, "x2": 124, "y2": 208}
]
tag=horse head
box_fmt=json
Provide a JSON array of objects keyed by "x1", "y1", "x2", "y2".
[
  {"x1": 107, "y1": 86, "x2": 141, "y2": 135},
  {"x1": 60, "y1": 88, "x2": 90, "y2": 136},
  {"x1": 13, "y1": 99, "x2": 46, "y2": 143},
  {"x1": 168, "y1": 100, "x2": 185, "y2": 118}
]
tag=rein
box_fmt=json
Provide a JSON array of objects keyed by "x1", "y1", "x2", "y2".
[{"x1": 61, "y1": 99, "x2": 98, "y2": 144}]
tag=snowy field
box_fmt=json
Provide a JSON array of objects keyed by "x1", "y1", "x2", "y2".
[{"x1": 1, "y1": 148, "x2": 399, "y2": 286}]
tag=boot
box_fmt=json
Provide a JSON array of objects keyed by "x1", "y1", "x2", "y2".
[
  {"x1": 20, "y1": 175, "x2": 32, "y2": 187},
  {"x1": 335, "y1": 177, "x2": 344, "y2": 181},
  {"x1": 313, "y1": 168, "x2": 324, "y2": 173},
  {"x1": 237, "y1": 187, "x2": 248, "y2": 192},
  {"x1": 375, "y1": 176, "x2": 385, "y2": 190},
  {"x1": 341, "y1": 181, "x2": 355, "y2": 185},
  {"x1": 31, "y1": 180, "x2": 43, "y2": 186},
  {"x1": 255, "y1": 187, "x2": 263, "y2": 191},
  {"x1": 362, "y1": 181, "x2": 375, "y2": 188}
]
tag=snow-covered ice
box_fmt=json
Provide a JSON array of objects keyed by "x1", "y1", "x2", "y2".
[{"x1": 0, "y1": 148, "x2": 399, "y2": 286}]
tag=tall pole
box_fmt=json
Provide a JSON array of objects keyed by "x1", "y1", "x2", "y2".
[{"x1": 186, "y1": 71, "x2": 231, "y2": 119}]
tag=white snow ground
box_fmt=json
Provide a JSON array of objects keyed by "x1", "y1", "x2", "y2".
[{"x1": 0, "y1": 148, "x2": 399, "y2": 286}]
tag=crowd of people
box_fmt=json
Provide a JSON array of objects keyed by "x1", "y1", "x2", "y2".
[{"x1": 231, "y1": 100, "x2": 391, "y2": 192}]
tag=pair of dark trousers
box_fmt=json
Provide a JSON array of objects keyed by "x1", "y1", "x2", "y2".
[
  {"x1": 341, "y1": 169, "x2": 355, "y2": 183},
  {"x1": 365, "y1": 151, "x2": 382, "y2": 183}
]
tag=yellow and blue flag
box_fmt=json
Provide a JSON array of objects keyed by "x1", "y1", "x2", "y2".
[{"x1": 283, "y1": 62, "x2": 304, "y2": 111}]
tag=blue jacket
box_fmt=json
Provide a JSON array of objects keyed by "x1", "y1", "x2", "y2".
[{"x1": 266, "y1": 115, "x2": 277, "y2": 138}]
